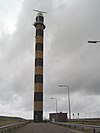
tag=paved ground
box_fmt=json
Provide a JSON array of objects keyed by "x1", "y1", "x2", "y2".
[{"x1": 14, "y1": 123, "x2": 83, "y2": 133}]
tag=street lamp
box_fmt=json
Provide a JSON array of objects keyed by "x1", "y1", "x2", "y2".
[
  {"x1": 88, "y1": 40, "x2": 100, "y2": 43},
  {"x1": 51, "y1": 98, "x2": 58, "y2": 121},
  {"x1": 51, "y1": 98, "x2": 58, "y2": 113},
  {"x1": 58, "y1": 84, "x2": 71, "y2": 119}
]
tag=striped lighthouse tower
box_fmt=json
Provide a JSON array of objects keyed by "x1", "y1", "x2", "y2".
[{"x1": 34, "y1": 12, "x2": 46, "y2": 122}]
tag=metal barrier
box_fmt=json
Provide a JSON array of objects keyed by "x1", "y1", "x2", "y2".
[
  {"x1": 52, "y1": 122, "x2": 100, "y2": 133},
  {"x1": 0, "y1": 121, "x2": 29, "y2": 133}
]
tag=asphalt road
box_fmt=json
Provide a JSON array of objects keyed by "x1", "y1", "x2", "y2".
[{"x1": 14, "y1": 123, "x2": 83, "y2": 133}]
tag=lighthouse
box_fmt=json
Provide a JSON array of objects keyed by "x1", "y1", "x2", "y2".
[{"x1": 34, "y1": 11, "x2": 46, "y2": 122}]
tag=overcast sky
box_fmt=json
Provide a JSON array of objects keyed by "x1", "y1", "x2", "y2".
[{"x1": 0, "y1": 0, "x2": 100, "y2": 119}]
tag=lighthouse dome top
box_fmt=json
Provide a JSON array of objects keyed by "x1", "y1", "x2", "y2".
[{"x1": 37, "y1": 12, "x2": 43, "y2": 16}]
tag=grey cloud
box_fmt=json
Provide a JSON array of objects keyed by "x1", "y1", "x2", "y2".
[{"x1": 0, "y1": 0, "x2": 100, "y2": 119}]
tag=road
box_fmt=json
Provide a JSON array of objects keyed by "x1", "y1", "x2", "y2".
[{"x1": 14, "y1": 123, "x2": 83, "y2": 133}]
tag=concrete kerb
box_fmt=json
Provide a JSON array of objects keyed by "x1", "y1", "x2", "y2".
[
  {"x1": 0, "y1": 121, "x2": 30, "y2": 133},
  {"x1": 51, "y1": 122, "x2": 100, "y2": 133}
]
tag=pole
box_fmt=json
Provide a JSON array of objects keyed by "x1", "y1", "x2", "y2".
[
  {"x1": 67, "y1": 85, "x2": 71, "y2": 119},
  {"x1": 55, "y1": 98, "x2": 58, "y2": 121},
  {"x1": 56, "y1": 98, "x2": 57, "y2": 113},
  {"x1": 59, "y1": 84, "x2": 71, "y2": 119},
  {"x1": 51, "y1": 98, "x2": 58, "y2": 121}
]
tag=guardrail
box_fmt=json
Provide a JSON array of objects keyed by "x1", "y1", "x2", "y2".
[
  {"x1": 0, "y1": 121, "x2": 29, "y2": 133},
  {"x1": 52, "y1": 122, "x2": 100, "y2": 133}
]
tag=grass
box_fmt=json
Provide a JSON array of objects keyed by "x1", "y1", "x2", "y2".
[
  {"x1": 68, "y1": 119, "x2": 100, "y2": 126},
  {"x1": 64, "y1": 119, "x2": 100, "y2": 132},
  {"x1": 0, "y1": 116, "x2": 25, "y2": 127}
]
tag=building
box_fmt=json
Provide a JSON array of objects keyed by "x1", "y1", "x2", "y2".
[
  {"x1": 49, "y1": 112, "x2": 67, "y2": 122},
  {"x1": 34, "y1": 12, "x2": 46, "y2": 122}
]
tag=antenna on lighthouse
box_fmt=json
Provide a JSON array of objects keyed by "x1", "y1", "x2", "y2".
[{"x1": 33, "y1": 9, "x2": 47, "y2": 14}]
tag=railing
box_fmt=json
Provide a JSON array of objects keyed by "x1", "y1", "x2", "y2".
[
  {"x1": 0, "y1": 121, "x2": 29, "y2": 133},
  {"x1": 52, "y1": 122, "x2": 100, "y2": 133}
]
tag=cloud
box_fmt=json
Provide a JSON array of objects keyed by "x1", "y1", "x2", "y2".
[{"x1": 0, "y1": 0, "x2": 100, "y2": 119}]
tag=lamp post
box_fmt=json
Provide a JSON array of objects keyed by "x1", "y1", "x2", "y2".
[
  {"x1": 59, "y1": 84, "x2": 71, "y2": 119},
  {"x1": 51, "y1": 98, "x2": 57, "y2": 113},
  {"x1": 88, "y1": 40, "x2": 100, "y2": 43},
  {"x1": 51, "y1": 98, "x2": 58, "y2": 121}
]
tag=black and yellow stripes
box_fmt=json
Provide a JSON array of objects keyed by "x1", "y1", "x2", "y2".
[{"x1": 34, "y1": 13, "x2": 45, "y2": 122}]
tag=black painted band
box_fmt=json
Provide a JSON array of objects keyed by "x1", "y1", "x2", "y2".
[
  {"x1": 34, "y1": 111, "x2": 43, "y2": 121},
  {"x1": 35, "y1": 74, "x2": 43, "y2": 83},
  {"x1": 36, "y1": 43, "x2": 43, "y2": 51},
  {"x1": 34, "y1": 92, "x2": 43, "y2": 101},
  {"x1": 35, "y1": 58, "x2": 43, "y2": 66}
]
